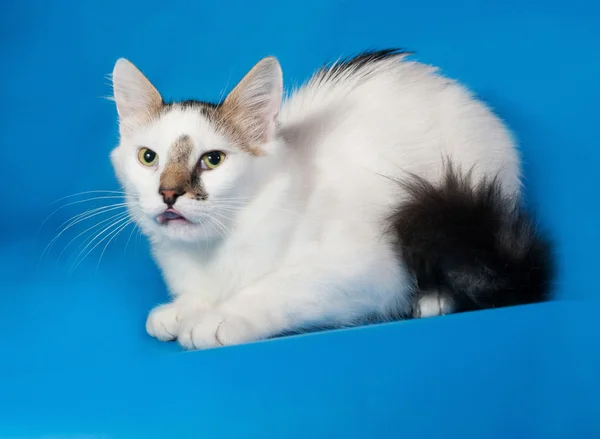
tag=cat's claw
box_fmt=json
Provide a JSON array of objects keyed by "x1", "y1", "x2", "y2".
[
  {"x1": 177, "y1": 311, "x2": 257, "y2": 350},
  {"x1": 146, "y1": 303, "x2": 180, "y2": 341}
]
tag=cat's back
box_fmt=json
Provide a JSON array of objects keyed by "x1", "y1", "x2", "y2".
[{"x1": 280, "y1": 50, "x2": 521, "y2": 195}]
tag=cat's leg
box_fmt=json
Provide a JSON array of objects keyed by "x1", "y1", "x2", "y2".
[
  {"x1": 147, "y1": 247, "x2": 218, "y2": 342},
  {"x1": 177, "y1": 254, "x2": 411, "y2": 350}
]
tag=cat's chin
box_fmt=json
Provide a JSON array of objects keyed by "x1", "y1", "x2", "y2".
[
  {"x1": 159, "y1": 220, "x2": 221, "y2": 243},
  {"x1": 146, "y1": 218, "x2": 222, "y2": 244}
]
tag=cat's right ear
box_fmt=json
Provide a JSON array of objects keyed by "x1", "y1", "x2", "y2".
[
  {"x1": 220, "y1": 57, "x2": 283, "y2": 149},
  {"x1": 112, "y1": 59, "x2": 163, "y2": 134}
]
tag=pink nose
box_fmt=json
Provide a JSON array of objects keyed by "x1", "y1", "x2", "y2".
[{"x1": 159, "y1": 188, "x2": 184, "y2": 206}]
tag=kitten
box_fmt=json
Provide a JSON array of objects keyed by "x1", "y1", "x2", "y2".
[{"x1": 109, "y1": 49, "x2": 552, "y2": 350}]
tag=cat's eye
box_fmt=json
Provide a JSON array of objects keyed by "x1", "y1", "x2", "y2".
[
  {"x1": 138, "y1": 147, "x2": 158, "y2": 167},
  {"x1": 200, "y1": 151, "x2": 226, "y2": 170}
]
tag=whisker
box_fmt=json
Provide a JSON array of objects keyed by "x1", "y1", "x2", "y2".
[
  {"x1": 212, "y1": 205, "x2": 244, "y2": 213},
  {"x1": 213, "y1": 196, "x2": 255, "y2": 201},
  {"x1": 70, "y1": 218, "x2": 132, "y2": 271},
  {"x1": 124, "y1": 222, "x2": 140, "y2": 255},
  {"x1": 202, "y1": 215, "x2": 225, "y2": 240},
  {"x1": 215, "y1": 203, "x2": 304, "y2": 220},
  {"x1": 210, "y1": 200, "x2": 251, "y2": 206},
  {"x1": 40, "y1": 207, "x2": 129, "y2": 264},
  {"x1": 209, "y1": 205, "x2": 248, "y2": 215},
  {"x1": 70, "y1": 214, "x2": 133, "y2": 270},
  {"x1": 199, "y1": 218, "x2": 210, "y2": 252},
  {"x1": 211, "y1": 210, "x2": 236, "y2": 222},
  {"x1": 56, "y1": 203, "x2": 129, "y2": 231},
  {"x1": 96, "y1": 215, "x2": 142, "y2": 269},
  {"x1": 205, "y1": 214, "x2": 232, "y2": 238},
  {"x1": 39, "y1": 196, "x2": 133, "y2": 232},
  {"x1": 47, "y1": 190, "x2": 128, "y2": 207},
  {"x1": 58, "y1": 211, "x2": 131, "y2": 262},
  {"x1": 217, "y1": 68, "x2": 236, "y2": 106},
  {"x1": 197, "y1": 213, "x2": 221, "y2": 239}
]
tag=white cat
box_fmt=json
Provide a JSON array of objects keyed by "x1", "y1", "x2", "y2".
[{"x1": 109, "y1": 50, "x2": 540, "y2": 350}]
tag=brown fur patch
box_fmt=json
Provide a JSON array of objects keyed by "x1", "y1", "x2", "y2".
[
  {"x1": 159, "y1": 135, "x2": 208, "y2": 200},
  {"x1": 213, "y1": 102, "x2": 264, "y2": 156},
  {"x1": 162, "y1": 102, "x2": 264, "y2": 156},
  {"x1": 161, "y1": 100, "x2": 266, "y2": 156},
  {"x1": 134, "y1": 99, "x2": 163, "y2": 129},
  {"x1": 168, "y1": 135, "x2": 194, "y2": 165},
  {"x1": 118, "y1": 99, "x2": 163, "y2": 136}
]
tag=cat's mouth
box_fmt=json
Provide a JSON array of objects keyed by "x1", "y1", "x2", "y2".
[{"x1": 156, "y1": 208, "x2": 190, "y2": 225}]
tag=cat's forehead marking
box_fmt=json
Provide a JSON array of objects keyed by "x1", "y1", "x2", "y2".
[
  {"x1": 159, "y1": 134, "x2": 208, "y2": 200},
  {"x1": 160, "y1": 99, "x2": 264, "y2": 157},
  {"x1": 160, "y1": 135, "x2": 193, "y2": 192},
  {"x1": 167, "y1": 134, "x2": 194, "y2": 166}
]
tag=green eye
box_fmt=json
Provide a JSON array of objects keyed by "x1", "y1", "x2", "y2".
[
  {"x1": 138, "y1": 147, "x2": 158, "y2": 166},
  {"x1": 200, "y1": 151, "x2": 226, "y2": 170}
]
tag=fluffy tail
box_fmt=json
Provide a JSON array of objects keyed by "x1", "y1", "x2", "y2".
[{"x1": 389, "y1": 163, "x2": 554, "y2": 315}]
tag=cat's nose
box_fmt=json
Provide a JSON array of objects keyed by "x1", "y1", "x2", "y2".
[{"x1": 159, "y1": 187, "x2": 185, "y2": 206}]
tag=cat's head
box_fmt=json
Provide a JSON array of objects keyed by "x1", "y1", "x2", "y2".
[{"x1": 110, "y1": 57, "x2": 283, "y2": 243}]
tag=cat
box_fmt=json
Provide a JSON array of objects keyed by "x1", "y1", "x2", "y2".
[{"x1": 109, "y1": 49, "x2": 553, "y2": 350}]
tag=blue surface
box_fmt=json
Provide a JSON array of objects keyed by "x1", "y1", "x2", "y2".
[{"x1": 1, "y1": 0, "x2": 599, "y2": 437}]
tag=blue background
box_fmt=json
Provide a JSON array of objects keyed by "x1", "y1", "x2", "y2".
[{"x1": 1, "y1": 0, "x2": 599, "y2": 437}]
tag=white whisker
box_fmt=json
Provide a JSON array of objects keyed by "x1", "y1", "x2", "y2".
[
  {"x1": 40, "y1": 206, "x2": 129, "y2": 265},
  {"x1": 56, "y1": 203, "x2": 129, "y2": 231},
  {"x1": 211, "y1": 210, "x2": 236, "y2": 222},
  {"x1": 58, "y1": 211, "x2": 131, "y2": 261},
  {"x1": 96, "y1": 215, "x2": 142, "y2": 269},
  {"x1": 213, "y1": 196, "x2": 255, "y2": 201},
  {"x1": 211, "y1": 200, "x2": 251, "y2": 206},
  {"x1": 47, "y1": 190, "x2": 128, "y2": 207},
  {"x1": 39, "y1": 196, "x2": 133, "y2": 232},
  {"x1": 216, "y1": 202, "x2": 304, "y2": 220},
  {"x1": 124, "y1": 222, "x2": 140, "y2": 255},
  {"x1": 205, "y1": 214, "x2": 231, "y2": 238},
  {"x1": 212, "y1": 205, "x2": 243, "y2": 212},
  {"x1": 70, "y1": 214, "x2": 133, "y2": 270},
  {"x1": 203, "y1": 216, "x2": 225, "y2": 240},
  {"x1": 218, "y1": 69, "x2": 236, "y2": 105}
]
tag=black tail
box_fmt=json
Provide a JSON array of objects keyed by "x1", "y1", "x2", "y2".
[{"x1": 389, "y1": 163, "x2": 554, "y2": 314}]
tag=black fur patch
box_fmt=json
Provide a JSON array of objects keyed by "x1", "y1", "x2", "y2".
[
  {"x1": 170, "y1": 99, "x2": 219, "y2": 110},
  {"x1": 313, "y1": 48, "x2": 413, "y2": 84},
  {"x1": 162, "y1": 99, "x2": 220, "y2": 119},
  {"x1": 389, "y1": 163, "x2": 554, "y2": 313}
]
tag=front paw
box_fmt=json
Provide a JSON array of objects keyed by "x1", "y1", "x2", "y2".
[
  {"x1": 146, "y1": 303, "x2": 180, "y2": 341},
  {"x1": 177, "y1": 311, "x2": 259, "y2": 350}
]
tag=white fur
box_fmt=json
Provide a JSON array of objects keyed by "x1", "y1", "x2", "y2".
[
  {"x1": 111, "y1": 54, "x2": 521, "y2": 350},
  {"x1": 413, "y1": 293, "x2": 455, "y2": 318}
]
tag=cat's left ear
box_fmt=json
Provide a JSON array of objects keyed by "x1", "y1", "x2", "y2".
[
  {"x1": 112, "y1": 58, "x2": 163, "y2": 134},
  {"x1": 221, "y1": 57, "x2": 283, "y2": 147}
]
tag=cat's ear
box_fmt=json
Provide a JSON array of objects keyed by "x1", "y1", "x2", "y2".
[
  {"x1": 221, "y1": 57, "x2": 283, "y2": 146},
  {"x1": 112, "y1": 58, "x2": 163, "y2": 133}
]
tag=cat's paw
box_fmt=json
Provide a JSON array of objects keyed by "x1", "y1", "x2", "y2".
[
  {"x1": 177, "y1": 310, "x2": 258, "y2": 350},
  {"x1": 146, "y1": 303, "x2": 180, "y2": 341},
  {"x1": 413, "y1": 292, "x2": 454, "y2": 318}
]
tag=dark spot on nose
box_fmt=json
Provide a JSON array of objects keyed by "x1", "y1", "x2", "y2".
[{"x1": 159, "y1": 187, "x2": 185, "y2": 206}]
